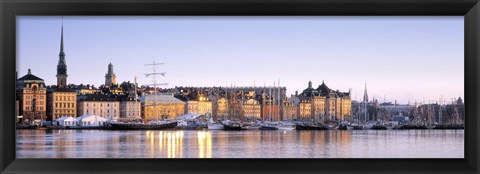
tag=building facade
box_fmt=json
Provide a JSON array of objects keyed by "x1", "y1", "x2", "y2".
[
  {"x1": 119, "y1": 95, "x2": 141, "y2": 120},
  {"x1": 297, "y1": 81, "x2": 352, "y2": 121},
  {"x1": 243, "y1": 98, "x2": 261, "y2": 120},
  {"x1": 142, "y1": 94, "x2": 185, "y2": 120},
  {"x1": 46, "y1": 88, "x2": 77, "y2": 121},
  {"x1": 215, "y1": 97, "x2": 228, "y2": 120},
  {"x1": 16, "y1": 69, "x2": 47, "y2": 123},
  {"x1": 77, "y1": 94, "x2": 120, "y2": 118}
]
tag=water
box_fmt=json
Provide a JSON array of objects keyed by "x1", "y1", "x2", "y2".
[{"x1": 16, "y1": 129, "x2": 464, "y2": 158}]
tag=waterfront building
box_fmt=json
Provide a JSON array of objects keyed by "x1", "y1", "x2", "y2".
[
  {"x1": 185, "y1": 92, "x2": 213, "y2": 115},
  {"x1": 299, "y1": 99, "x2": 312, "y2": 119},
  {"x1": 16, "y1": 69, "x2": 47, "y2": 124},
  {"x1": 56, "y1": 21, "x2": 68, "y2": 88},
  {"x1": 215, "y1": 97, "x2": 228, "y2": 120},
  {"x1": 263, "y1": 104, "x2": 279, "y2": 121},
  {"x1": 142, "y1": 94, "x2": 185, "y2": 120},
  {"x1": 77, "y1": 94, "x2": 120, "y2": 119},
  {"x1": 243, "y1": 98, "x2": 261, "y2": 120},
  {"x1": 119, "y1": 95, "x2": 141, "y2": 120},
  {"x1": 298, "y1": 81, "x2": 352, "y2": 121},
  {"x1": 105, "y1": 62, "x2": 117, "y2": 86},
  {"x1": 282, "y1": 98, "x2": 297, "y2": 120},
  {"x1": 46, "y1": 88, "x2": 77, "y2": 121}
]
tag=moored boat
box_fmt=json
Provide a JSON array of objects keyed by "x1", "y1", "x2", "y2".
[
  {"x1": 223, "y1": 124, "x2": 246, "y2": 131},
  {"x1": 207, "y1": 123, "x2": 224, "y2": 130},
  {"x1": 110, "y1": 121, "x2": 177, "y2": 130}
]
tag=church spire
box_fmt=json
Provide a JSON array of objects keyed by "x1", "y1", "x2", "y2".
[
  {"x1": 363, "y1": 83, "x2": 368, "y2": 102},
  {"x1": 59, "y1": 17, "x2": 65, "y2": 57},
  {"x1": 56, "y1": 17, "x2": 68, "y2": 88}
]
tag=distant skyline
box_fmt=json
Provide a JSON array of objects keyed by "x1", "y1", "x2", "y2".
[{"x1": 17, "y1": 16, "x2": 464, "y2": 104}]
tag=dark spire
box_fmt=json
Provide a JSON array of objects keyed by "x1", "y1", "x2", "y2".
[
  {"x1": 57, "y1": 16, "x2": 67, "y2": 75},
  {"x1": 28, "y1": 69, "x2": 31, "y2": 75},
  {"x1": 57, "y1": 17, "x2": 68, "y2": 87},
  {"x1": 59, "y1": 16, "x2": 65, "y2": 58},
  {"x1": 308, "y1": 80, "x2": 312, "y2": 88}
]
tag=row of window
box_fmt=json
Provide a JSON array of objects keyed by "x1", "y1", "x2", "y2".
[
  {"x1": 25, "y1": 106, "x2": 44, "y2": 111},
  {"x1": 55, "y1": 110, "x2": 73, "y2": 113},
  {"x1": 55, "y1": 103, "x2": 75, "y2": 108},
  {"x1": 55, "y1": 96, "x2": 75, "y2": 101},
  {"x1": 86, "y1": 103, "x2": 117, "y2": 108},
  {"x1": 85, "y1": 109, "x2": 117, "y2": 114},
  {"x1": 25, "y1": 101, "x2": 45, "y2": 105},
  {"x1": 24, "y1": 95, "x2": 44, "y2": 100}
]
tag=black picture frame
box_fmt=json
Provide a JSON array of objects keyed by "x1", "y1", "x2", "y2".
[{"x1": 1, "y1": 0, "x2": 478, "y2": 173}]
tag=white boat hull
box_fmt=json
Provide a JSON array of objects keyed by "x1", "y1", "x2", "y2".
[
  {"x1": 278, "y1": 126, "x2": 295, "y2": 130},
  {"x1": 208, "y1": 123, "x2": 224, "y2": 130}
]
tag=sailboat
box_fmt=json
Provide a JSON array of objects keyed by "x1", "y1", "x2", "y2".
[
  {"x1": 260, "y1": 82, "x2": 279, "y2": 130},
  {"x1": 222, "y1": 86, "x2": 247, "y2": 131},
  {"x1": 110, "y1": 61, "x2": 177, "y2": 130}
]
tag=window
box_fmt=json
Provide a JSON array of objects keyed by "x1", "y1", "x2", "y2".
[{"x1": 107, "y1": 104, "x2": 110, "y2": 107}]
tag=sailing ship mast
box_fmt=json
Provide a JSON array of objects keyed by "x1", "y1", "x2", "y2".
[
  {"x1": 269, "y1": 83, "x2": 272, "y2": 122},
  {"x1": 134, "y1": 76, "x2": 140, "y2": 120},
  {"x1": 145, "y1": 61, "x2": 167, "y2": 122},
  {"x1": 253, "y1": 81, "x2": 256, "y2": 121},
  {"x1": 278, "y1": 79, "x2": 281, "y2": 121}
]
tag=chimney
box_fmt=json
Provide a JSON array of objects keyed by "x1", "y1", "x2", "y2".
[{"x1": 295, "y1": 91, "x2": 298, "y2": 96}]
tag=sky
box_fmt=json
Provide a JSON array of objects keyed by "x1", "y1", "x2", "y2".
[{"x1": 17, "y1": 16, "x2": 464, "y2": 104}]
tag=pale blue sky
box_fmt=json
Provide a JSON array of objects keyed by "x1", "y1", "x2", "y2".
[{"x1": 17, "y1": 16, "x2": 464, "y2": 104}]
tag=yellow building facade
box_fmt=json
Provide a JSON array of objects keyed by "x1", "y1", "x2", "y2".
[
  {"x1": 47, "y1": 89, "x2": 77, "y2": 121},
  {"x1": 187, "y1": 96, "x2": 212, "y2": 115},
  {"x1": 16, "y1": 69, "x2": 47, "y2": 123},
  {"x1": 143, "y1": 94, "x2": 185, "y2": 120},
  {"x1": 215, "y1": 97, "x2": 228, "y2": 120},
  {"x1": 243, "y1": 98, "x2": 261, "y2": 119},
  {"x1": 297, "y1": 81, "x2": 352, "y2": 121}
]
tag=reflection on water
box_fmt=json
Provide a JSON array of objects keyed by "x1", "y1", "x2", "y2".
[
  {"x1": 197, "y1": 131, "x2": 212, "y2": 158},
  {"x1": 16, "y1": 129, "x2": 464, "y2": 158}
]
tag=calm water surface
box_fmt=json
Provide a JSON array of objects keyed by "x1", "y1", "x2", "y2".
[{"x1": 16, "y1": 129, "x2": 464, "y2": 158}]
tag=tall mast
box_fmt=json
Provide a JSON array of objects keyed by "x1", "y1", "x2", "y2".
[
  {"x1": 269, "y1": 83, "x2": 272, "y2": 122},
  {"x1": 226, "y1": 85, "x2": 229, "y2": 121},
  {"x1": 134, "y1": 76, "x2": 139, "y2": 119},
  {"x1": 273, "y1": 81, "x2": 276, "y2": 121},
  {"x1": 278, "y1": 79, "x2": 280, "y2": 121},
  {"x1": 253, "y1": 80, "x2": 256, "y2": 121},
  {"x1": 145, "y1": 61, "x2": 167, "y2": 122},
  {"x1": 262, "y1": 82, "x2": 266, "y2": 122}
]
